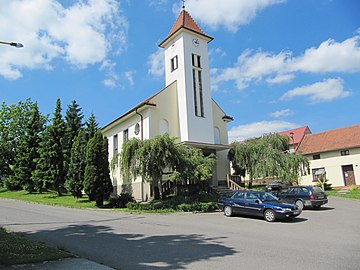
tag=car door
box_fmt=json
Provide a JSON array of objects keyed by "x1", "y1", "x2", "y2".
[
  {"x1": 244, "y1": 192, "x2": 263, "y2": 216},
  {"x1": 278, "y1": 187, "x2": 296, "y2": 204},
  {"x1": 229, "y1": 191, "x2": 247, "y2": 214}
]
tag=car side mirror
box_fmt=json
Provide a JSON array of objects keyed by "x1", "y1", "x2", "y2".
[{"x1": 255, "y1": 199, "x2": 261, "y2": 204}]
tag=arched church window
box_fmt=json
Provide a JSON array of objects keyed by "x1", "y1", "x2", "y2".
[{"x1": 160, "y1": 119, "x2": 169, "y2": 135}]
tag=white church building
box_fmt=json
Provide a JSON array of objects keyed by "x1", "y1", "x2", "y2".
[{"x1": 102, "y1": 8, "x2": 233, "y2": 201}]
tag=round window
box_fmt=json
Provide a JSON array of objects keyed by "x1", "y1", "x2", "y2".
[{"x1": 134, "y1": 123, "x2": 140, "y2": 135}]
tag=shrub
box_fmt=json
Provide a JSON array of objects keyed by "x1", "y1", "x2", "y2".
[{"x1": 109, "y1": 193, "x2": 135, "y2": 208}]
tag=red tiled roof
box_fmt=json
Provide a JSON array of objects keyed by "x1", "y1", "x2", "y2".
[
  {"x1": 168, "y1": 10, "x2": 205, "y2": 37},
  {"x1": 278, "y1": 126, "x2": 311, "y2": 147},
  {"x1": 297, "y1": 124, "x2": 360, "y2": 155},
  {"x1": 159, "y1": 9, "x2": 212, "y2": 47}
]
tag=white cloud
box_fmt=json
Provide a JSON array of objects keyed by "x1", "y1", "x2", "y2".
[
  {"x1": 270, "y1": 109, "x2": 293, "y2": 118},
  {"x1": 125, "y1": 71, "x2": 135, "y2": 86},
  {"x1": 0, "y1": 0, "x2": 128, "y2": 80},
  {"x1": 181, "y1": 0, "x2": 286, "y2": 32},
  {"x1": 291, "y1": 36, "x2": 360, "y2": 73},
  {"x1": 100, "y1": 60, "x2": 119, "y2": 88},
  {"x1": 148, "y1": 49, "x2": 164, "y2": 77},
  {"x1": 228, "y1": 120, "x2": 298, "y2": 142},
  {"x1": 281, "y1": 78, "x2": 351, "y2": 103},
  {"x1": 213, "y1": 33, "x2": 360, "y2": 91}
]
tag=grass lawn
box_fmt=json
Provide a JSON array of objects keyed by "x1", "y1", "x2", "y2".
[
  {"x1": 0, "y1": 187, "x2": 99, "y2": 208},
  {"x1": 326, "y1": 188, "x2": 360, "y2": 200},
  {"x1": 0, "y1": 227, "x2": 73, "y2": 266}
]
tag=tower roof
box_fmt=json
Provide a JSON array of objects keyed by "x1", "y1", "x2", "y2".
[{"x1": 159, "y1": 9, "x2": 213, "y2": 48}]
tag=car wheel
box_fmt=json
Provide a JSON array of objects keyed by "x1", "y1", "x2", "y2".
[
  {"x1": 223, "y1": 205, "x2": 233, "y2": 217},
  {"x1": 295, "y1": 200, "x2": 304, "y2": 211},
  {"x1": 264, "y1": 209, "x2": 276, "y2": 222}
]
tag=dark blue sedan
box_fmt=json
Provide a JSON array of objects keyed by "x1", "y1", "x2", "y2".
[{"x1": 218, "y1": 190, "x2": 301, "y2": 222}]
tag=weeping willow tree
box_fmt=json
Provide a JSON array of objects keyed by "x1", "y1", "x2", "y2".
[
  {"x1": 117, "y1": 133, "x2": 216, "y2": 199},
  {"x1": 119, "y1": 133, "x2": 179, "y2": 199},
  {"x1": 228, "y1": 133, "x2": 309, "y2": 187}
]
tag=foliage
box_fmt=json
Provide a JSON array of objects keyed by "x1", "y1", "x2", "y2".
[
  {"x1": 0, "y1": 99, "x2": 37, "y2": 181},
  {"x1": 109, "y1": 193, "x2": 136, "y2": 208},
  {"x1": 32, "y1": 99, "x2": 66, "y2": 195},
  {"x1": 85, "y1": 113, "x2": 99, "y2": 140},
  {"x1": 0, "y1": 227, "x2": 72, "y2": 266},
  {"x1": 127, "y1": 200, "x2": 217, "y2": 212},
  {"x1": 63, "y1": 100, "x2": 84, "y2": 183},
  {"x1": 314, "y1": 174, "x2": 332, "y2": 191},
  {"x1": 228, "y1": 133, "x2": 309, "y2": 187},
  {"x1": 84, "y1": 131, "x2": 113, "y2": 206},
  {"x1": 170, "y1": 146, "x2": 216, "y2": 184},
  {"x1": 66, "y1": 130, "x2": 87, "y2": 198},
  {"x1": 119, "y1": 133, "x2": 216, "y2": 199},
  {"x1": 8, "y1": 103, "x2": 45, "y2": 192}
]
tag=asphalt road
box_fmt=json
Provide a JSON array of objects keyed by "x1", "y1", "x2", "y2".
[{"x1": 1, "y1": 197, "x2": 359, "y2": 270}]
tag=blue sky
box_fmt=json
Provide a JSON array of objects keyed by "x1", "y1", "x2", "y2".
[{"x1": 1, "y1": 0, "x2": 359, "y2": 142}]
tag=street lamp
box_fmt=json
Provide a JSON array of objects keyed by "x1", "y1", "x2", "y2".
[{"x1": 0, "y1": 41, "x2": 24, "y2": 48}]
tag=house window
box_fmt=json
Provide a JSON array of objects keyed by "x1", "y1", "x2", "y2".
[
  {"x1": 171, "y1": 55, "x2": 178, "y2": 72},
  {"x1": 341, "y1": 150, "x2": 350, "y2": 156},
  {"x1": 192, "y1": 54, "x2": 204, "y2": 117},
  {"x1": 312, "y1": 168, "x2": 326, "y2": 182},
  {"x1": 123, "y1": 129, "x2": 129, "y2": 142},
  {"x1": 313, "y1": 154, "x2": 320, "y2": 160},
  {"x1": 113, "y1": 134, "x2": 118, "y2": 156}
]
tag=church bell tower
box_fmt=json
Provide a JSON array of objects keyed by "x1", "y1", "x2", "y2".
[{"x1": 159, "y1": 7, "x2": 215, "y2": 144}]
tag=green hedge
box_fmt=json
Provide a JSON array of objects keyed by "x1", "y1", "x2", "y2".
[{"x1": 127, "y1": 201, "x2": 217, "y2": 212}]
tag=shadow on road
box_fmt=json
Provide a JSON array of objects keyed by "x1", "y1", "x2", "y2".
[
  {"x1": 305, "y1": 206, "x2": 335, "y2": 212},
  {"x1": 24, "y1": 224, "x2": 237, "y2": 270}
]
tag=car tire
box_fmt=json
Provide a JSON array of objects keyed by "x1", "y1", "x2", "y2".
[
  {"x1": 264, "y1": 209, "x2": 276, "y2": 222},
  {"x1": 295, "y1": 200, "x2": 304, "y2": 211},
  {"x1": 224, "y1": 205, "x2": 233, "y2": 217}
]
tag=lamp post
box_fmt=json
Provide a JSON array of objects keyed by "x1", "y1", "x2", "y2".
[{"x1": 0, "y1": 41, "x2": 24, "y2": 48}]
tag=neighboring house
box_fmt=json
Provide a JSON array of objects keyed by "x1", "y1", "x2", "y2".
[
  {"x1": 278, "y1": 126, "x2": 311, "y2": 153},
  {"x1": 102, "y1": 8, "x2": 233, "y2": 201},
  {"x1": 297, "y1": 124, "x2": 360, "y2": 187}
]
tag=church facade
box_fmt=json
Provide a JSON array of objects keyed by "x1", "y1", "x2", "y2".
[{"x1": 102, "y1": 9, "x2": 233, "y2": 201}]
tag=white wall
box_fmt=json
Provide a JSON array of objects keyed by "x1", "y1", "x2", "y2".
[{"x1": 300, "y1": 148, "x2": 360, "y2": 187}]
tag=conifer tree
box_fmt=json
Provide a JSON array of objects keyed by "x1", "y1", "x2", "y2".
[
  {"x1": 11, "y1": 103, "x2": 45, "y2": 192},
  {"x1": 85, "y1": 113, "x2": 99, "y2": 141},
  {"x1": 66, "y1": 130, "x2": 87, "y2": 198},
  {"x1": 33, "y1": 99, "x2": 65, "y2": 195},
  {"x1": 63, "y1": 100, "x2": 84, "y2": 184},
  {"x1": 84, "y1": 130, "x2": 112, "y2": 206}
]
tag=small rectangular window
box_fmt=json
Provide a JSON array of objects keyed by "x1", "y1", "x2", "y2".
[
  {"x1": 171, "y1": 56, "x2": 178, "y2": 72},
  {"x1": 113, "y1": 134, "x2": 118, "y2": 156},
  {"x1": 192, "y1": 54, "x2": 201, "y2": 68},
  {"x1": 123, "y1": 129, "x2": 129, "y2": 142},
  {"x1": 341, "y1": 150, "x2": 349, "y2": 156},
  {"x1": 312, "y1": 167, "x2": 326, "y2": 182},
  {"x1": 313, "y1": 154, "x2": 320, "y2": 160}
]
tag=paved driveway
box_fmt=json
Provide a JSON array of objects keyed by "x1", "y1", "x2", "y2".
[{"x1": 1, "y1": 197, "x2": 359, "y2": 270}]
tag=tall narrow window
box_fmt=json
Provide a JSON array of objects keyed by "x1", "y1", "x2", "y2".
[
  {"x1": 113, "y1": 134, "x2": 118, "y2": 156},
  {"x1": 123, "y1": 129, "x2": 129, "y2": 142},
  {"x1": 192, "y1": 54, "x2": 204, "y2": 117},
  {"x1": 171, "y1": 55, "x2": 178, "y2": 72}
]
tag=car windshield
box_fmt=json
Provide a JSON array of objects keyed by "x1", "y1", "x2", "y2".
[
  {"x1": 312, "y1": 186, "x2": 324, "y2": 194},
  {"x1": 260, "y1": 192, "x2": 279, "y2": 201}
]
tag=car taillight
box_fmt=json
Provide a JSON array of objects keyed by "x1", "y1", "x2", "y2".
[{"x1": 310, "y1": 194, "x2": 315, "y2": 200}]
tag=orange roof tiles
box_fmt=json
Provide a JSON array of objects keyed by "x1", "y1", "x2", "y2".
[
  {"x1": 297, "y1": 124, "x2": 360, "y2": 155},
  {"x1": 159, "y1": 9, "x2": 212, "y2": 47},
  {"x1": 168, "y1": 9, "x2": 205, "y2": 37}
]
